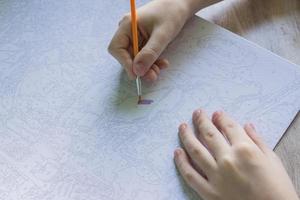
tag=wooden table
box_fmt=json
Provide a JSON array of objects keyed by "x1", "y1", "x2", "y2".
[{"x1": 198, "y1": 0, "x2": 300, "y2": 195}]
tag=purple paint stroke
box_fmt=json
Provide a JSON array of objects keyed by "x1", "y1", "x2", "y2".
[{"x1": 138, "y1": 99, "x2": 154, "y2": 105}]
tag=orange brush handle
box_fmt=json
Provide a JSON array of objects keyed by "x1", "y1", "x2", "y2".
[{"x1": 130, "y1": 0, "x2": 139, "y2": 57}]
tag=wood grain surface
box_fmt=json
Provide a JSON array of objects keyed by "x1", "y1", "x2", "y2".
[{"x1": 197, "y1": 0, "x2": 300, "y2": 195}]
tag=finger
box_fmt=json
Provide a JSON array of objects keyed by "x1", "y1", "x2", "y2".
[
  {"x1": 156, "y1": 58, "x2": 169, "y2": 69},
  {"x1": 143, "y1": 63, "x2": 161, "y2": 82},
  {"x1": 143, "y1": 68, "x2": 158, "y2": 82},
  {"x1": 112, "y1": 49, "x2": 136, "y2": 80},
  {"x1": 244, "y1": 123, "x2": 270, "y2": 154},
  {"x1": 178, "y1": 123, "x2": 217, "y2": 175},
  {"x1": 143, "y1": 60, "x2": 169, "y2": 81},
  {"x1": 151, "y1": 63, "x2": 160, "y2": 75},
  {"x1": 133, "y1": 28, "x2": 170, "y2": 76},
  {"x1": 174, "y1": 148, "x2": 212, "y2": 199},
  {"x1": 212, "y1": 111, "x2": 251, "y2": 145},
  {"x1": 193, "y1": 109, "x2": 230, "y2": 160},
  {"x1": 108, "y1": 27, "x2": 136, "y2": 80}
]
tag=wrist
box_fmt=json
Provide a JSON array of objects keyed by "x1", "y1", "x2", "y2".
[
  {"x1": 183, "y1": 0, "x2": 223, "y2": 18},
  {"x1": 160, "y1": 0, "x2": 191, "y2": 22}
]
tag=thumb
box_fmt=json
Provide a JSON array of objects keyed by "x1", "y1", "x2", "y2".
[{"x1": 133, "y1": 29, "x2": 169, "y2": 76}]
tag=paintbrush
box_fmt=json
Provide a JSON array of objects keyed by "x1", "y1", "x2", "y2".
[{"x1": 130, "y1": 0, "x2": 142, "y2": 102}]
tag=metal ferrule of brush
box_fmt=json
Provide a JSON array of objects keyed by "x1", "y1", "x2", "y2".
[{"x1": 136, "y1": 76, "x2": 142, "y2": 96}]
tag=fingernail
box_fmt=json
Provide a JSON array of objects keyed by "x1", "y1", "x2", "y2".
[
  {"x1": 134, "y1": 62, "x2": 147, "y2": 76},
  {"x1": 174, "y1": 149, "x2": 181, "y2": 157},
  {"x1": 250, "y1": 123, "x2": 256, "y2": 131},
  {"x1": 193, "y1": 109, "x2": 202, "y2": 119},
  {"x1": 179, "y1": 123, "x2": 187, "y2": 132},
  {"x1": 212, "y1": 110, "x2": 223, "y2": 121}
]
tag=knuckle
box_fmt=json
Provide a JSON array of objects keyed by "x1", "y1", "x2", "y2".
[
  {"x1": 156, "y1": 31, "x2": 169, "y2": 43},
  {"x1": 219, "y1": 155, "x2": 236, "y2": 169},
  {"x1": 142, "y1": 46, "x2": 160, "y2": 60},
  {"x1": 234, "y1": 142, "x2": 255, "y2": 156},
  {"x1": 204, "y1": 129, "x2": 215, "y2": 139},
  {"x1": 234, "y1": 143, "x2": 262, "y2": 166},
  {"x1": 119, "y1": 14, "x2": 131, "y2": 26},
  {"x1": 183, "y1": 171, "x2": 194, "y2": 182},
  {"x1": 224, "y1": 122, "x2": 235, "y2": 130},
  {"x1": 191, "y1": 147, "x2": 202, "y2": 158}
]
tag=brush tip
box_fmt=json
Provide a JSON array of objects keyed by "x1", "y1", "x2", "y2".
[{"x1": 137, "y1": 95, "x2": 142, "y2": 104}]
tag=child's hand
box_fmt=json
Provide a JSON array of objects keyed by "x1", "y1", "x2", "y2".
[
  {"x1": 108, "y1": 0, "x2": 190, "y2": 81},
  {"x1": 175, "y1": 109, "x2": 299, "y2": 200}
]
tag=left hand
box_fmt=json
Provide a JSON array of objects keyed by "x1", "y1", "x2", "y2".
[{"x1": 174, "y1": 109, "x2": 299, "y2": 200}]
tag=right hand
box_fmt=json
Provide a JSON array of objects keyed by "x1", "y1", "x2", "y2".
[{"x1": 108, "y1": 0, "x2": 191, "y2": 81}]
